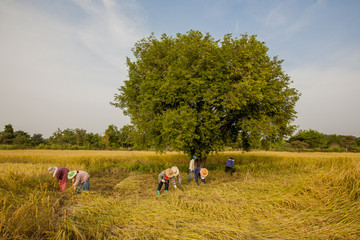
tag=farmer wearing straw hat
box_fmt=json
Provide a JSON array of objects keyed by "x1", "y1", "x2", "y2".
[
  {"x1": 48, "y1": 166, "x2": 69, "y2": 192},
  {"x1": 157, "y1": 168, "x2": 175, "y2": 195},
  {"x1": 170, "y1": 166, "x2": 182, "y2": 189},
  {"x1": 68, "y1": 170, "x2": 90, "y2": 194},
  {"x1": 194, "y1": 167, "x2": 208, "y2": 185},
  {"x1": 188, "y1": 155, "x2": 197, "y2": 182}
]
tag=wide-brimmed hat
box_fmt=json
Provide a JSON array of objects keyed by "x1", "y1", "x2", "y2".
[
  {"x1": 165, "y1": 168, "x2": 175, "y2": 178},
  {"x1": 200, "y1": 168, "x2": 208, "y2": 179},
  {"x1": 68, "y1": 170, "x2": 77, "y2": 179},
  {"x1": 48, "y1": 166, "x2": 58, "y2": 177},
  {"x1": 171, "y1": 166, "x2": 179, "y2": 176}
]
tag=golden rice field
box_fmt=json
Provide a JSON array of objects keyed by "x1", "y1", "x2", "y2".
[{"x1": 0, "y1": 150, "x2": 359, "y2": 239}]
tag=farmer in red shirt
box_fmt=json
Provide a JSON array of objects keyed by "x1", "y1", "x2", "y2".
[
  {"x1": 48, "y1": 166, "x2": 69, "y2": 192},
  {"x1": 157, "y1": 168, "x2": 175, "y2": 195}
]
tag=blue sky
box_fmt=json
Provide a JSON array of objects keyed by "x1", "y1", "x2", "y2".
[{"x1": 1, "y1": 0, "x2": 359, "y2": 137}]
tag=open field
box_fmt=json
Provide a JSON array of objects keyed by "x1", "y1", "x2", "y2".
[{"x1": 1, "y1": 150, "x2": 360, "y2": 239}]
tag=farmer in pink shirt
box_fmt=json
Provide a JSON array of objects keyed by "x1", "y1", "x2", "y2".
[
  {"x1": 48, "y1": 166, "x2": 69, "y2": 192},
  {"x1": 68, "y1": 170, "x2": 90, "y2": 193}
]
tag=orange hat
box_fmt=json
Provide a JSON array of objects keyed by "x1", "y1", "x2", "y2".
[{"x1": 200, "y1": 168, "x2": 208, "y2": 179}]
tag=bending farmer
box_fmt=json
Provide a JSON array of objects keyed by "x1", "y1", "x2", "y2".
[
  {"x1": 171, "y1": 166, "x2": 182, "y2": 188},
  {"x1": 225, "y1": 156, "x2": 235, "y2": 175},
  {"x1": 194, "y1": 167, "x2": 208, "y2": 185},
  {"x1": 157, "y1": 168, "x2": 175, "y2": 195},
  {"x1": 48, "y1": 166, "x2": 69, "y2": 192},
  {"x1": 68, "y1": 170, "x2": 90, "y2": 193}
]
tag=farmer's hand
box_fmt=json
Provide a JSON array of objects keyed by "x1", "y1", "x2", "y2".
[
  {"x1": 161, "y1": 179, "x2": 165, "y2": 182},
  {"x1": 174, "y1": 185, "x2": 177, "y2": 189}
]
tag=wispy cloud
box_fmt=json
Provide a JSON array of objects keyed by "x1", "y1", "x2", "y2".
[
  {"x1": 263, "y1": 6, "x2": 287, "y2": 27},
  {"x1": 71, "y1": 0, "x2": 148, "y2": 69},
  {"x1": 0, "y1": 0, "x2": 148, "y2": 136}
]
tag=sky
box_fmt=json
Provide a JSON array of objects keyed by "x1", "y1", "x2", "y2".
[{"x1": 1, "y1": 0, "x2": 360, "y2": 138}]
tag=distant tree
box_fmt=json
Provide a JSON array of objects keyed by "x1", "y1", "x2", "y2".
[
  {"x1": 356, "y1": 137, "x2": 360, "y2": 147},
  {"x1": 326, "y1": 134, "x2": 342, "y2": 148},
  {"x1": 0, "y1": 124, "x2": 15, "y2": 144},
  {"x1": 4, "y1": 124, "x2": 14, "y2": 134},
  {"x1": 49, "y1": 128, "x2": 63, "y2": 145},
  {"x1": 119, "y1": 125, "x2": 135, "y2": 148},
  {"x1": 104, "y1": 125, "x2": 120, "y2": 149},
  {"x1": 113, "y1": 30, "x2": 300, "y2": 164},
  {"x1": 74, "y1": 128, "x2": 87, "y2": 146},
  {"x1": 62, "y1": 129, "x2": 76, "y2": 145},
  {"x1": 340, "y1": 135, "x2": 357, "y2": 152},
  {"x1": 30, "y1": 133, "x2": 45, "y2": 146},
  {"x1": 290, "y1": 129, "x2": 328, "y2": 149},
  {"x1": 290, "y1": 140, "x2": 308, "y2": 151},
  {"x1": 13, "y1": 130, "x2": 31, "y2": 146},
  {"x1": 84, "y1": 133, "x2": 103, "y2": 149}
]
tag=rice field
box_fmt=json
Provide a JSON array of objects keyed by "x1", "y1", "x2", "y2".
[{"x1": 0, "y1": 150, "x2": 359, "y2": 239}]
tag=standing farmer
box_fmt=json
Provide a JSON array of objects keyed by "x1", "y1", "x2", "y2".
[
  {"x1": 225, "y1": 156, "x2": 235, "y2": 176},
  {"x1": 48, "y1": 166, "x2": 69, "y2": 192},
  {"x1": 67, "y1": 170, "x2": 90, "y2": 194},
  {"x1": 188, "y1": 155, "x2": 197, "y2": 182},
  {"x1": 157, "y1": 168, "x2": 175, "y2": 195},
  {"x1": 194, "y1": 167, "x2": 208, "y2": 185}
]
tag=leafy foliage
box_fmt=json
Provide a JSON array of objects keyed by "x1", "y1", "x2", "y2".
[
  {"x1": 288, "y1": 129, "x2": 360, "y2": 152},
  {"x1": 113, "y1": 30, "x2": 300, "y2": 159},
  {"x1": 289, "y1": 129, "x2": 328, "y2": 149}
]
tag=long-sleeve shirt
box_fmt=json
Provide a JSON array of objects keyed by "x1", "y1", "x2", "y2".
[
  {"x1": 72, "y1": 171, "x2": 90, "y2": 186},
  {"x1": 176, "y1": 172, "x2": 182, "y2": 185},
  {"x1": 55, "y1": 167, "x2": 69, "y2": 182},
  {"x1": 195, "y1": 167, "x2": 206, "y2": 184},
  {"x1": 158, "y1": 170, "x2": 179, "y2": 187},
  {"x1": 195, "y1": 167, "x2": 202, "y2": 177},
  {"x1": 189, "y1": 159, "x2": 195, "y2": 171},
  {"x1": 226, "y1": 159, "x2": 234, "y2": 168}
]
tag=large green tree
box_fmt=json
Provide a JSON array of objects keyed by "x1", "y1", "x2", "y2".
[{"x1": 113, "y1": 30, "x2": 300, "y2": 163}]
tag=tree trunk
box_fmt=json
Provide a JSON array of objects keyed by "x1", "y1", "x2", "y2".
[{"x1": 197, "y1": 157, "x2": 207, "y2": 167}]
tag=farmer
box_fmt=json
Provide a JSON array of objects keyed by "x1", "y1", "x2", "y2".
[
  {"x1": 188, "y1": 155, "x2": 197, "y2": 182},
  {"x1": 171, "y1": 166, "x2": 182, "y2": 188},
  {"x1": 194, "y1": 167, "x2": 208, "y2": 185},
  {"x1": 67, "y1": 170, "x2": 90, "y2": 194},
  {"x1": 225, "y1": 156, "x2": 235, "y2": 176},
  {"x1": 48, "y1": 166, "x2": 69, "y2": 192},
  {"x1": 157, "y1": 168, "x2": 175, "y2": 195}
]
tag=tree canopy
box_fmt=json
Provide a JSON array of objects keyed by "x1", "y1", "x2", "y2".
[{"x1": 112, "y1": 30, "x2": 300, "y2": 161}]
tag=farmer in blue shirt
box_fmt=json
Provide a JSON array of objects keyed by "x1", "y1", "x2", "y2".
[
  {"x1": 225, "y1": 156, "x2": 235, "y2": 176},
  {"x1": 194, "y1": 167, "x2": 208, "y2": 185}
]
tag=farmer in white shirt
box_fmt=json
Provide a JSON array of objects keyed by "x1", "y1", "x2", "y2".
[{"x1": 188, "y1": 155, "x2": 197, "y2": 182}]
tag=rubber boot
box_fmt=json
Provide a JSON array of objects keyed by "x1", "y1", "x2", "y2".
[
  {"x1": 157, "y1": 190, "x2": 160, "y2": 195},
  {"x1": 165, "y1": 190, "x2": 168, "y2": 193}
]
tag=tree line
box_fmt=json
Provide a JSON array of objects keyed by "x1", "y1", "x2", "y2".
[
  {"x1": 0, "y1": 124, "x2": 135, "y2": 150},
  {"x1": 0, "y1": 124, "x2": 359, "y2": 152}
]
